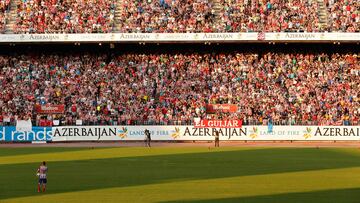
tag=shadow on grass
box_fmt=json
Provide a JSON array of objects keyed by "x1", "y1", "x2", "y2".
[
  {"x1": 0, "y1": 147, "x2": 89, "y2": 157},
  {"x1": 162, "y1": 187, "x2": 360, "y2": 203},
  {"x1": 0, "y1": 148, "x2": 359, "y2": 200}
]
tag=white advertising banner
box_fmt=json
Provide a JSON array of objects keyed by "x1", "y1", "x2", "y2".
[
  {"x1": 265, "y1": 32, "x2": 360, "y2": 41},
  {"x1": 0, "y1": 33, "x2": 358, "y2": 43},
  {"x1": 15, "y1": 119, "x2": 32, "y2": 132},
  {"x1": 50, "y1": 125, "x2": 360, "y2": 141},
  {"x1": 0, "y1": 33, "x2": 257, "y2": 42}
]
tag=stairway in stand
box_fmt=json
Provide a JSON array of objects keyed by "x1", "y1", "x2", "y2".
[
  {"x1": 211, "y1": 0, "x2": 223, "y2": 30},
  {"x1": 316, "y1": 0, "x2": 329, "y2": 31},
  {"x1": 114, "y1": 0, "x2": 126, "y2": 32},
  {"x1": 5, "y1": 0, "x2": 19, "y2": 34}
]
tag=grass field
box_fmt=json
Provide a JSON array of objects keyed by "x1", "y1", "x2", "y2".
[{"x1": 1, "y1": 146, "x2": 360, "y2": 202}]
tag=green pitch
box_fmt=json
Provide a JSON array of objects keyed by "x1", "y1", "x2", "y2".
[{"x1": 1, "y1": 147, "x2": 360, "y2": 203}]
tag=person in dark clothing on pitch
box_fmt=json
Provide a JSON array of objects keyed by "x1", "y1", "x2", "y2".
[
  {"x1": 144, "y1": 129, "x2": 151, "y2": 147},
  {"x1": 214, "y1": 129, "x2": 220, "y2": 147}
]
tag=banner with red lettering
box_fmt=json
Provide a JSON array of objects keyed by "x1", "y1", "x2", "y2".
[
  {"x1": 194, "y1": 120, "x2": 243, "y2": 128},
  {"x1": 206, "y1": 104, "x2": 238, "y2": 113},
  {"x1": 34, "y1": 104, "x2": 65, "y2": 114}
]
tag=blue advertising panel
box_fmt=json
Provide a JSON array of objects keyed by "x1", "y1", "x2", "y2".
[{"x1": 0, "y1": 126, "x2": 52, "y2": 142}]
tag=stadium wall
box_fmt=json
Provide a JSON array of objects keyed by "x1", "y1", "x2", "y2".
[
  {"x1": 0, "y1": 126, "x2": 359, "y2": 142},
  {"x1": 0, "y1": 33, "x2": 359, "y2": 43}
]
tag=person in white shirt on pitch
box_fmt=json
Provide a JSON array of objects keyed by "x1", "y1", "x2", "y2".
[{"x1": 37, "y1": 161, "x2": 48, "y2": 193}]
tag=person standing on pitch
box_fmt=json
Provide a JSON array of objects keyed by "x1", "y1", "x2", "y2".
[
  {"x1": 37, "y1": 161, "x2": 48, "y2": 192},
  {"x1": 144, "y1": 129, "x2": 151, "y2": 147},
  {"x1": 214, "y1": 129, "x2": 220, "y2": 147}
]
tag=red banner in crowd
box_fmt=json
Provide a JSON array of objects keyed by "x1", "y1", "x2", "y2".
[
  {"x1": 206, "y1": 104, "x2": 238, "y2": 113},
  {"x1": 194, "y1": 120, "x2": 243, "y2": 128},
  {"x1": 34, "y1": 104, "x2": 65, "y2": 114}
]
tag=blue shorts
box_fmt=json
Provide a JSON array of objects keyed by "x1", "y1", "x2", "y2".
[{"x1": 39, "y1": 178, "x2": 47, "y2": 184}]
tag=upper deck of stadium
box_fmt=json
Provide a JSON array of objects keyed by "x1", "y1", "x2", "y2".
[{"x1": 0, "y1": 0, "x2": 357, "y2": 34}]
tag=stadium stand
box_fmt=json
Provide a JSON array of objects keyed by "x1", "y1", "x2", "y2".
[
  {"x1": 326, "y1": 0, "x2": 359, "y2": 32},
  {"x1": 217, "y1": 0, "x2": 322, "y2": 32},
  {"x1": 118, "y1": 0, "x2": 216, "y2": 33},
  {"x1": 0, "y1": 50, "x2": 358, "y2": 126},
  {"x1": 0, "y1": 0, "x2": 353, "y2": 33},
  {"x1": 0, "y1": 0, "x2": 10, "y2": 33},
  {"x1": 13, "y1": 0, "x2": 116, "y2": 33}
]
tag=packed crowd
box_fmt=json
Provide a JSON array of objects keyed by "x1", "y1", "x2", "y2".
[
  {"x1": 0, "y1": 0, "x2": 355, "y2": 33},
  {"x1": 118, "y1": 0, "x2": 216, "y2": 33},
  {"x1": 0, "y1": 51, "x2": 359, "y2": 126},
  {"x1": 326, "y1": 0, "x2": 359, "y2": 32},
  {"x1": 117, "y1": 0, "x2": 359, "y2": 32},
  {"x1": 0, "y1": 0, "x2": 10, "y2": 32},
  {"x1": 14, "y1": 0, "x2": 116, "y2": 33},
  {"x1": 218, "y1": 0, "x2": 322, "y2": 32}
]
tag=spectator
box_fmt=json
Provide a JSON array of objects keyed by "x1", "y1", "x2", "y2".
[
  {"x1": 118, "y1": 0, "x2": 216, "y2": 33},
  {"x1": 326, "y1": 0, "x2": 359, "y2": 32},
  {"x1": 8, "y1": 0, "x2": 359, "y2": 33},
  {"x1": 0, "y1": 0, "x2": 10, "y2": 33},
  {"x1": 14, "y1": 0, "x2": 115, "y2": 33},
  {"x1": 217, "y1": 0, "x2": 323, "y2": 32},
  {"x1": 0, "y1": 51, "x2": 358, "y2": 126}
]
